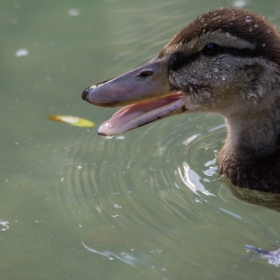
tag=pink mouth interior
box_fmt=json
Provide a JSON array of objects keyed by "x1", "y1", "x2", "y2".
[{"x1": 97, "y1": 92, "x2": 184, "y2": 136}]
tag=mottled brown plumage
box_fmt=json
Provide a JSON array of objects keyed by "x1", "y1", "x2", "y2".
[
  {"x1": 218, "y1": 145, "x2": 280, "y2": 193},
  {"x1": 82, "y1": 8, "x2": 280, "y2": 195}
]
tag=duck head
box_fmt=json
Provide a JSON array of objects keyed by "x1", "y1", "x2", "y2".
[{"x1": 82, "y1": 8, "x2": 280, "y2": 140}]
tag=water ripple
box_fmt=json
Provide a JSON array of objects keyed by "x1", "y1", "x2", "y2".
[{"x1": 51, "y1": 113, "x2": 279, "y2": 278}]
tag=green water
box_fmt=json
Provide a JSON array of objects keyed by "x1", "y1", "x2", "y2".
[{"x1": 1, "y1": 0, "x2": 280, "y2": 279}]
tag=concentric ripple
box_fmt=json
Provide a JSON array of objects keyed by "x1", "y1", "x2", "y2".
[{"x1": 52, "y1": 112, "x2": 280, "y2": 278}]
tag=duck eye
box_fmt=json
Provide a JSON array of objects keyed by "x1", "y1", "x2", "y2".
[
  {"x1": 203, "y1": 43, "x2": 220, "y2": 56},
  {"x1": 138, "y1": 70, "x2": 154, "y2": 77}
]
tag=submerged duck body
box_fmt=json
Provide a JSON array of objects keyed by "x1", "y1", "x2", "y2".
[{"x1": 82, "y1": 8, "x2": 280, "y2": 193}]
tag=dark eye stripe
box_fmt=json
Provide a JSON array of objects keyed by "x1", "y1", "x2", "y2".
[
  {"x1": 168, "y1": 52, "x2": 200, "y2": 71},
  {"x1": 220, "y1": 46, "x2": 257, "y2": 58},
  {"x1": 168, "y1": 47, "x2": 259, "y2": 71}
]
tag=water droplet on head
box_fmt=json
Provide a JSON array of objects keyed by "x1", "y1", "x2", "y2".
[
  {"x1": 213, "y1": 68, "x2": 219, "y2": 73},
  {"x1": 254, "y1": 23, "x2": 259, "y2": 27},
  {"x1": 245, "y1": 15, "x2": 252, "y2": 23},
  {"x1": 190, "y1": 78, "x2": 198, "y2": 84},
  {"x1": 200, "y1": 17, "x2": 205, "y2": 22},
  {"x1": 221, "y1": 76, "x2": 226, "y2": 81},
  {"x1": 225, "y1": 32, "x2": 230, "y2": 37},
  {"x1": 205, "y1": 73, "x2": 212, "y2": 79},
  {"x1": 210, "y1": 57, "x2": 217, "y2": 62},
  {"x1": 262, "y1": 43, "x2": 266, "y2": 47},
  {"x1": 249, "y1": 28, "x2": 253, "y2": 32},
  {"x1": 267, "y1": 29, "x2": 271, "y2": 34}
]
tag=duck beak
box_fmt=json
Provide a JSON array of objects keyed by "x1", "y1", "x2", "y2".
[{"x1": 82, "y1": 55, "x2": 185, "y2": 136}]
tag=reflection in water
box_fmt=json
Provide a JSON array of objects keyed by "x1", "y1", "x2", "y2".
[
  {"x1": 82, "y1": 233, "x2": 169, "y2": 279},
  {"x1": 219, "y1": 208, "x2": 242, "y2": 220},
  {"x1": 15, "y1": 48, "x2": 29, "y2": 57},
  {"x1": 82, "y1": 240, "x2": 138, "y2": 265},
  {"x1": 53, "y1": 118, "x2": 280, "y2": 278},
  {"x1": 245, "y1": 245, "x2": 280, "y2": 267},
  {"x1": 225, "y1": 178, "x2": 280, "y2": 212},
  {"x1": 178, "y1": 161, "x2": 215, "y2": 196},
  {"x1": 81, "y1": 221, "x2": 179, "y2": 277},
  {"x1": 0, "y1": 219, "x2": 10, "y2": 231}
]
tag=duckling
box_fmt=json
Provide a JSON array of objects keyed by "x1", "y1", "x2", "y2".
[{"x1": 82, "y1": 8, "x2": 280, "y2": 193}]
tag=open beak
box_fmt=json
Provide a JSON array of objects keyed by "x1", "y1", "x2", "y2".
[{"x1": 82, "y1": 55, "x2": 186, "y2": 136}]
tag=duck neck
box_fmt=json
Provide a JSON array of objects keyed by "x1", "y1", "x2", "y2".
[{"x1": 222, "y1": 100, "x2": 280, "y2": 157}]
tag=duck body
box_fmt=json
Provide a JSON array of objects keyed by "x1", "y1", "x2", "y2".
[
  {"x1": 218, "y1": 145, "x2": 280, "y2": 193},
  {"x1": 82, "y1": 8, "x2": 280, "y2": 193}
]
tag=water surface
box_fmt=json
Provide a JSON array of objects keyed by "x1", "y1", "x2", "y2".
[{"x1": 1, "y1": 0, "x2": 280, "y2": 279}]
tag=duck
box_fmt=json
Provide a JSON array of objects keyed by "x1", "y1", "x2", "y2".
[{"x1": 82, "y1": 8, "x2": 280, "y2": 194}]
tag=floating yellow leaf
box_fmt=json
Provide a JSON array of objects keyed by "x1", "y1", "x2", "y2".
[{"x1": 48, "y1": 115, "x2": 94, "y2": 127}]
